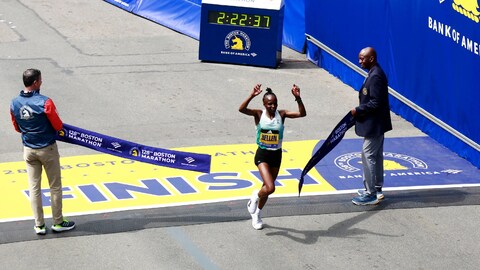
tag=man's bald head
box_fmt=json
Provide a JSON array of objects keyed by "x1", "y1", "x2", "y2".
[{"x1": 358, "y1": 47, "x2": 377, "y2": 70}]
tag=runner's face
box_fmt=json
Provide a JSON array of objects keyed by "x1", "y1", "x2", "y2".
[{"x1": 263, "y1": 95, "x2": 278, "y2": 114}]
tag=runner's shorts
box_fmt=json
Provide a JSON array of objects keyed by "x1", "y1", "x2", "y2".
[{"x1": 254, "y1": 148, "x2": 282, "y2": 168}]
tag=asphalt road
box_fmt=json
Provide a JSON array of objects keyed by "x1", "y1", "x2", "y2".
[{"x1": 0, "y1": 1, "x2": 479, "y2": 269}]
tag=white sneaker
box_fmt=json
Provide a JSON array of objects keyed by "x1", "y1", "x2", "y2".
[
  {"x1": 34, "y1": 224, "x2": 46, "y2": 235},
  {"x1": 251, "y1": 213, "x2": 263, "y2": 230},
  {"x1": 247, "y1": 189, "x2": 259, "y2": 214}
]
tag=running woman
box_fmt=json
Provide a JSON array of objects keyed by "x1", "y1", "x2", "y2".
[{"x1": 239, "y1": 83, "x2": 306, "y2": 229}]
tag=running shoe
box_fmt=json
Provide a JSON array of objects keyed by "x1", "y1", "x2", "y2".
[
  {"x1": 34, "y1": 224, "x2": 46, "y2": 235},
  {"x1": 251, "y1": 213, "x2": 263, "y2": 230},
  {"x1": 352, "y1": 194, "x2": 379, "y2": 205},
  {"x1": 51, "y1": 219, "x2": 75, "y2": 232},
  {"x1": 357, "y1": 189, "x2": 385, "y2": 200},
  {"x1": 247, "y1": 189, "x2": 259, "y2": 214}
]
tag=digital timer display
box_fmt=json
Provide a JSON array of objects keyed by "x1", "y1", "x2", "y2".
[{"x1": 208, "y1": 11, "x2": 271, "y2": 29}]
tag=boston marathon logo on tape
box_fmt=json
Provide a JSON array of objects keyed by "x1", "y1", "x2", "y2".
[
  {"x1": 299, "y1": 111, "x2": 355, "y2": 194},
  {"x1": 57, "y1": 124, "x2": 211, "y2": 173},
  {"x1": 311, "y1": 136, "x2": 480, "y2": 191}
]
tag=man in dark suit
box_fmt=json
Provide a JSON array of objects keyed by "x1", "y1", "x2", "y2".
[{"x1": 351, "y1": 47, "x2": 392, "y2": 205}]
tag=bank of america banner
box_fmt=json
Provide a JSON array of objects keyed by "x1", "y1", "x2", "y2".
[
  {"x1": 56, "y1": 124, "x2": 211, "y2": 173},
  {"x1": 299, "y1": 111, "x2": 355, "y2": 195},
  {"x1": 305, "y1": 0, "x2": 480, "y2": 168}
]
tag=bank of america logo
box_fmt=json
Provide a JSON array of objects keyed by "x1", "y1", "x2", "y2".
[
  {"x1": 111, "y1": 142, "x2": 121, "y2": 149},
  {"x1": 441, "y1": 169, "x2": 463, "y2": 174},
  {"x1": 185, "y1": 157, "x2": 195, "y2": 163}
]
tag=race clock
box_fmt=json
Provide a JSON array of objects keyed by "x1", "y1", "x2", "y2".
[
  {"x1": 199, "y1": 0, "x2": 285, "y2": 68},
  {"x1": 208, "y1": 11, "x2": 271, "y2": 29}
]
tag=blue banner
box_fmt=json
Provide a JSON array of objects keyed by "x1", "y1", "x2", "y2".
[
  {"x1": 305, "y1": 0, "x2": 480, "y2": 168},
  {"x1": 56, "y1": 124, "x2": 211, "y2": 173},
  {"x1": 103, "y1": 0, "x2": 306, "y2": 52},
  {"x1": 313, "y1": 136, "x2": 480, "y2": 191},
  {"x1": 299, "y1": 111, "x2": 355, "y2": 195},
  {"x1": 103, "y1": 0, "x2": 138, "y2": 12},
  {"x1": 283, "y1": 0, "x2": 305, "y2": 52},
  {"x1": 135, "y1": 0, "x2": 202, "y2": 40}
]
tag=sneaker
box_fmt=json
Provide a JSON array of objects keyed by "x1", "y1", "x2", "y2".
[
  {"x1": 251, "y1": 213, "x2": 263, "y2": 230},
  {"x1": 247, "y1": 189, "x2": 259, "y2": 214},
  {"x1": 51, "y1": 219, "x2": 75, "y2": 232},
  {"x1": 352, "y1": 193, "x2": 379, "y2": 205},
  {"x1": 357, "y1": 189, "x2": 385, "y2": 200},
  {"x1": 34, "y1": 224, "x2": 46, "y2": 235}
]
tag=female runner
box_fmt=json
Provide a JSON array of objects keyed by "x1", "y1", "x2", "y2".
[{"x1": 239, "y1": 83, "x2": 306, "y2": 229}]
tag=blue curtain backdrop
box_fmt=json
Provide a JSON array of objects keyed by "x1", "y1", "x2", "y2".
[
  {"x1": 283, "y1": 0, "x2": 305, "y2": 52},
  {"x1": 305, "y1": 0, "x2": 479, "y2": 167}
]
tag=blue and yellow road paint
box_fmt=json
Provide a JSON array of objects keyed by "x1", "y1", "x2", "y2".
[
  {"x1": 1, "y1": 137, "x2": 478, "y2": 222},
  {"x1": 0, "y1": 140, "x2": 333, "y2": 222}
]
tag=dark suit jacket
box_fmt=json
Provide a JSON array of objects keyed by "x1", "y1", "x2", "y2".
[{"x1": 354, "y1": 64, "x2": 393, "y2": 137}]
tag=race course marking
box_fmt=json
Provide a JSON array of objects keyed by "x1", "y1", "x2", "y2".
[{"x1": 1, "y1": 137, "x2": 478, "y2": 222}]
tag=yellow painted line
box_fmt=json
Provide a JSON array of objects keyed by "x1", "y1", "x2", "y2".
[{"x1": 0, "y1": 140, "x2": 334, "y2": 222}]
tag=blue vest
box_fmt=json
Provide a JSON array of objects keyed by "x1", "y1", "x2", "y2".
[{"x1": 11, "y1": 90, "x2": 57, "y2": 148}]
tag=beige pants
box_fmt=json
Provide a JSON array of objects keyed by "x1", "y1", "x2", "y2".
[{"x1": 24, "y1": 142, "x2": 63, "y2": 226}]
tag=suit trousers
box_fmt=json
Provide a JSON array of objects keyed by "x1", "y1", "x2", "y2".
[
  {"x1": 24, "y1": 142, "x2": 63, "y2": 226},
  {"x1": 361, "y1": 135, "x2": 385, "y2": 195}
]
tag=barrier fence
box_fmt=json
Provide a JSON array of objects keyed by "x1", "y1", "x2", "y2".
[{"x1": 103, "y1": 0, "x2": 479, "y2": 168}]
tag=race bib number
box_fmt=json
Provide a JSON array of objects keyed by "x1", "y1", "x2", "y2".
[{"x1": 260, "y1": 129, "x2": 279, "y2": 145}]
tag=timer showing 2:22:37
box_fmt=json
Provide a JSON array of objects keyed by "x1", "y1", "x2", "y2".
[{"x1": 208, "y1": 11, "x2": 271, "y2": 29}]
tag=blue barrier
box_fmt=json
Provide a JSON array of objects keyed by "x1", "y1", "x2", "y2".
[
  {"x1": 103, "y1": 0, "x2": 305, "y2": 51},
  {"x1": 305, "y1": 0, "x2": 479, "y2": 168},
  {"x1": 283, "y1": 0, "x2": 306, "y2": 52},
  {"x1": 135, "y1": 0, "x2": 201, "y2": 40},
  {"x1": 105, "y1": 0, "x2": 138, "y2": 12}
]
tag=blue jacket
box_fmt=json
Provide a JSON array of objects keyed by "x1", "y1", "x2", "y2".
[
  {"x1": 354, "y1": 64, "x2": 393, "y2": 137},
  {"x1": 10, "y1": 90, "x2": 63, "y2": 149}
]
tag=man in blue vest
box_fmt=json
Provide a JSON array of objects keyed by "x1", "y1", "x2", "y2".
[
  {"x1": 10, "y1": 68, "x2": 75, "y2": 234},
  {"x1": 351, "y1": 47, "x2": 392, "y2": 205}
]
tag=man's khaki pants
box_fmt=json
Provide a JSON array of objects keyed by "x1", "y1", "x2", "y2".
[{"x1": 24, "y1": 142, "x2": 63, "y2": 226}]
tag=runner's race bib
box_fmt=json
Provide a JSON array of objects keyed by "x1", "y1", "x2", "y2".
[{"x1": 259, "y1": 129, "x2": 279, "y2": 148}]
